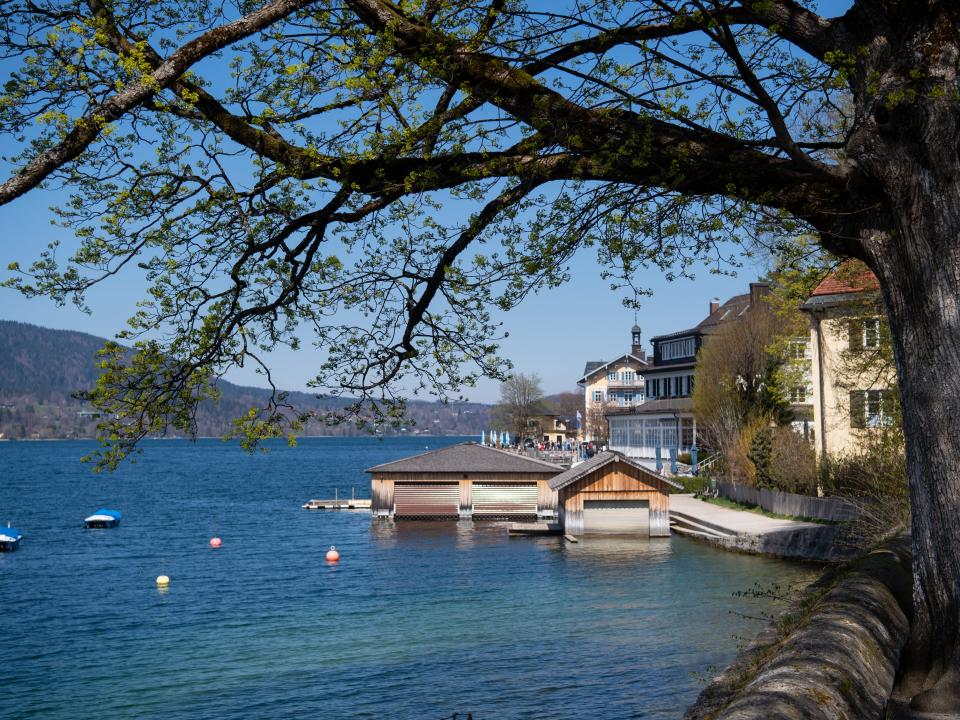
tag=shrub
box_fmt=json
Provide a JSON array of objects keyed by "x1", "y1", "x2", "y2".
[{"x1": 768, "y1": 427, "x2": 817, "y2": 495}]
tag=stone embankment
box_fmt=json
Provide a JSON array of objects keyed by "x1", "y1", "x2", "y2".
[
  {"x1": 670, "y1": 494, "x2": 858, "y2": 562},
  {"x1": 684, "y1": 536, "x2": 913, "y2": 720}
]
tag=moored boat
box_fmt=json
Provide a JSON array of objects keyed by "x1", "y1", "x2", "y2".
[
  {"x1": 0, "y1": 524, "x2": 22, "y2": 551},
  {"x1": 84, "y1": 509, "x2": 122, "y2": 529}
]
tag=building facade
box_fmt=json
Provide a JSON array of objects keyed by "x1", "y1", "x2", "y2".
[
  {"x1": 608, "y1": 282, "x2": 775, "y2": 459},
  {"x1": 577, "y1": 325, "x2": 648, "y2": 442},
  {"x1": 801, "y1": 263, "x2": 896, "y2": 457}
]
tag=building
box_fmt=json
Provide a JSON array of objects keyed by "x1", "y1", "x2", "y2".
[
  {"x1": 368, "y1": 442, "x2": 561, "y2": 520},
  {"x1": 800, "y1": 262, "x2": 896, "y2": 457},
  {"x1": 549, "y1": 451, "x2": 682, "y2": 536},
  {"x1": 608, "y1": 283, "x2": 771, "y2": 458},
  {"x1": 578, "y1": 325, "x2": 648, "y2": 441},
  {"x1": 525, "y1": 413, "x2": 576, "y2": 445}
]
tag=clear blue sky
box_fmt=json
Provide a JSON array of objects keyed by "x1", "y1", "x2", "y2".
[{"x1": 0, "y1": 0, "x2": 850, "y2": 404}]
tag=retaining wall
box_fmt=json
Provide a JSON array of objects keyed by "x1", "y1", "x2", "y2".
[{"x1": 684, "y1": 536, "x2": 913, "y2": 720}]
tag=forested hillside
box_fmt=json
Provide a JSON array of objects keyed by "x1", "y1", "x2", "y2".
[{"x1": 0, "y1": 321, "x2": 489, "y2": 439}]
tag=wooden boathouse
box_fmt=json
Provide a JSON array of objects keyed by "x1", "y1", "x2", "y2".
[
  {"x1": 549, "y1": 451, "x2": 682, "y2": 536},
  {"x1": 368, "y1": 443, "x2": 562, "y2": 520}
]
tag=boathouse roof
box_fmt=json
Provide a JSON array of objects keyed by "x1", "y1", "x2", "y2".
[
  {"x1": 366, "y1": 442, "x2": 563, "y2": 474},
  {"x1": 548, "y1": 451, "x2": 684, "y2": 491}
]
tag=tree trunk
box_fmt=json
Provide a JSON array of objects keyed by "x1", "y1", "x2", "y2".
[
  {"x1": 874, "y1": 240, "x2": 960, "y2": 712},
  {"x1": 841, "y1": 6, "x2": 960, "y2": 709}
]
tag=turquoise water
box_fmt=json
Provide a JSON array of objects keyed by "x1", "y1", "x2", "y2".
[{"x1": 0, "y1": 437, "x2": 818, "y2": 719}]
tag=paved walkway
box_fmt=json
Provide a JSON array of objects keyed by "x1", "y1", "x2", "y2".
[{"x1": 670, "y1": 493, "x2": 821, "y2": 536}]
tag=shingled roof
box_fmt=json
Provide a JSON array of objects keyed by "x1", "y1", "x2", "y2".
[
  {"x1": 548, "y1": 451, "x2": 683, "y2": 491},
  {"x1": 366, "y1": 442, "x2": 563, "y2": 474},
  {"x1": 810, "y1": 260, "x2": 879, "y2": 296}
]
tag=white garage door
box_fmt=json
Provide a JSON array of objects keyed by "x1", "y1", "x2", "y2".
[
  {"x1": 473, "y1": 483, "x2": 538, "y2": 516},
  {"x1": 582, "y1": 499, "x2": 650, "y2": 534},
  {"x1": 394, "y1": 483, "x2": 459, "y2": 517}
]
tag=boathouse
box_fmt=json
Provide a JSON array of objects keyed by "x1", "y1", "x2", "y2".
[
  {"x1": 549, "y1": 451, "x2": 682, "y2": 536},
  {"x1": 368, "y1": 443, "x2": 562, "y2": 520}
]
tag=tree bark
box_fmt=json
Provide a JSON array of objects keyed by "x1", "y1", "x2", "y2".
[
  {"x1": 856, "y1": 96, "x2": 960, "y2": 714},
  {"x1": 829, "y1": 5, "x2": 960, "y2": 710}
]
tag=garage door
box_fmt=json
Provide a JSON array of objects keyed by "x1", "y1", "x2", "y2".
[
  {"x1": 582, "y1": 499, "x2": 650, "y2": 534},
  {"x1": 394, "y1": 483, "x2": 459, "y2": 517},
  {"x1": 473, "y1": 483, "x2": 538, "y2": 517}
]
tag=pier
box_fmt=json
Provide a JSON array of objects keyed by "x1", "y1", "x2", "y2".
[{"x1": 302, "y1": 487, "x2": 371, "y2": 510}]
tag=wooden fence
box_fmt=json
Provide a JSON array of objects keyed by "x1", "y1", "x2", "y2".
[{"x1": 717, "y1": 483, "x2": 858, "y2": 522}]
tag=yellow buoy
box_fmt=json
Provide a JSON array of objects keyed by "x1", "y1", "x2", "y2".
[{"x1": 156, "y1": 575, "x2": 170, "y2": 587}]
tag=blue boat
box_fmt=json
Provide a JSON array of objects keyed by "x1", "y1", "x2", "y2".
[
  {"x1": 84, "y1": 509, "x2": 122, "y2": 529},
  {"x1": 0, "y1": 524, "x2": 22, "y2": 551}
]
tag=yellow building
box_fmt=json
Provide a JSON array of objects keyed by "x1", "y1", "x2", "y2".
[
  {"x1": 801, "y1": 264, "x2": 897, "y2": 457},
  {"x1": 577, "y1": 326, "x2": 648, "y2": 442}
]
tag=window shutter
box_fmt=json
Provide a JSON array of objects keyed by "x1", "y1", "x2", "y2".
[
  {"x1": 848, "y1": 320, "x2": 863, "y2": 351},
  {"x1": 882, "y1": 388, "x2": 899, "y2": 418},
  {"x1": 849, "y1": 391, "x2": 866, "y2": 429}
]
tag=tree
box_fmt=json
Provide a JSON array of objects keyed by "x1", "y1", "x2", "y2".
[
  {"x1": 1, "y1": 0, "x2": 960, "y2": 708},
  {"x1": 692, "y1": 294, "x2": 790, "y2": 480},
  {"x1": 493, "y1": 372, "x2": 543, "y2": 441}
]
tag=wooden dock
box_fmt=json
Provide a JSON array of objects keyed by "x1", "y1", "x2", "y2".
[
  {"x1": 302, "y1": 498, "x2": 371, "y2": 511},
  {"x1": 507, "y1": 521, "x2": 562, "y2": 536}
]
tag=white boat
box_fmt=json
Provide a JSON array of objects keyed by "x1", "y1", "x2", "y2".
[
  {"x1": 0, "y1": 524, "x2": 22, "y2": 551},
  {"x1": 84, "y1": 509, "x2": 122, "y2": 529}
]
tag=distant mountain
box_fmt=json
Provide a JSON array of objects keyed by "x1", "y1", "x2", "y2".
[{"x1": 0, "y1": 320, "x2": 491, "y2": 439}]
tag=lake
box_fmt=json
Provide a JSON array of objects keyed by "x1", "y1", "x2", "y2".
[{"x1": 0, "y1": 437, "x2": 819, "y2": 719}]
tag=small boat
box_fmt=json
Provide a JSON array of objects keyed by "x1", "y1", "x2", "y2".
[
  {"x1": 0, "y1": 524, "x2": 22, "y2": 551},
  {"x1": 84, "y1": 509, "x2": 122, "y2": 529}
]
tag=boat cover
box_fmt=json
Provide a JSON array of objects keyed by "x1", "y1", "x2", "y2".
[
  {"x1": 86, "y1": 509, "x2": 122, "y2": 521},
  {"x1": 0, "y1": 527, "x2": 23, "y2": 542}
]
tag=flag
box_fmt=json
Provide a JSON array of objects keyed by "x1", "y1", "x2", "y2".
[{"x1": 576, "y1": 410, "x2": 582, "y2": 429}]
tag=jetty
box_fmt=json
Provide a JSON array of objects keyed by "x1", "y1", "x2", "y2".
[{"x1": 303, "y1": 488, "x2": 371, "y2": 511}]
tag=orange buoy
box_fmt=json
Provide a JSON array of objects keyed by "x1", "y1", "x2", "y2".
[
  {"x1": 325, "y1": 546, "x2": 340, "y2": 562},
  {"x1": 210, "y1": 537, "x2": 222, "y2": 548}
]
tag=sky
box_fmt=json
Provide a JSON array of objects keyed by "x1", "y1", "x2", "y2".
[
  {"x1": 0, "y1": 0, "x2": 849, "y2": 405},
  {"x1": 0, "y1": 187, "x2": 766, "y2": 403}
]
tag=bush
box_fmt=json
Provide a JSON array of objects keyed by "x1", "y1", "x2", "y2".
[
  {"x1": 821, "y1": 429, "x2": 908, "y2": 548},
  {"x1": 768, "y1": 427, "x2": 817, "y2": 495}
]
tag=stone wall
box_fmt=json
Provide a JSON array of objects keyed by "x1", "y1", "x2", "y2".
[{"x1": 685, "y1": 536, "x2": 912, "y2": 720}]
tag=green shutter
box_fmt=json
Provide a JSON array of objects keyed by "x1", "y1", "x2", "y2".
[
  {"x1": 882, "y1": 388, "x2": 900, "y2": 422},
  {"x1": 848, "y1": 320, "x2": 863, "y2": 351},
  {"x1": 849, "y1": 391, "x2": 866, "y2": 429}
]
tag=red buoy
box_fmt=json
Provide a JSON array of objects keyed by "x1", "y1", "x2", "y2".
[
  {"x1": 325, "y1": 546, "x2": 340, "y2": 562},
  {"x1": 210, "y1": 537, "x2": 222, "y2": 548}
]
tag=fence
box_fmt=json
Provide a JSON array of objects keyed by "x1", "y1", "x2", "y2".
[{"x1": 717, "y1": 482, "x2": 858, "y2": 522}]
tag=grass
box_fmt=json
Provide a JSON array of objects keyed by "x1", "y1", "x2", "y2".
[{"x1": 702, "y1": 495, "x2": 835, "y2": 524}]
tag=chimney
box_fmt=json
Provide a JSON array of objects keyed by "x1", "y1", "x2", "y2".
[
  {"x1": 709, "y1": 298, "x2": 720, "y2": 315},
  {"x1": 750, "y1": 281, "x2": 771, "y2": 307}
]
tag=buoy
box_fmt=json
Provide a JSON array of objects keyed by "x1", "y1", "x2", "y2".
[
  {"x1": 156, "y1": 575, "x2": 170, "y2": 587},
  {"x1": 325, "y1": 546, "x2": 340, "y2": 562},
  {"x1": 210, "y1": 537, "x2": 222, "y2": 548}
]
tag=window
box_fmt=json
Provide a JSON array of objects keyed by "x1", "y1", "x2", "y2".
[
  {"x1": 592, "y1": 390, "x2": 604, "y2": 403},
  {"x1": 607, "y1": 370, "x2": 618, "y2": 381},
  {"x1": 849, "y1": 318, "x2": 882, "y2": 350},
  {"x1": 850, "y1": 389, "x2": 897, "y2": 428},
  {"x1": 790, "y1": 386, "x2": 807, "y2": 403},
  {"x1": 622, "y1": 370, "x2": 635, "y2": 386},
  {"x1": 686, "y1": 375, "x2": 693, "y2": 396},
  {"x1": 665, "y1": 377, "x2": 672, "y2": 396},
  {"x1": 623, "y1": 392, "x2": 634, "y2": 406},
  {"x1": 788, "y1": 339, "x2": 808, "y2": 360},
  {"x1": 660, "y1": 337, "x2": 696, "y2": 361}
]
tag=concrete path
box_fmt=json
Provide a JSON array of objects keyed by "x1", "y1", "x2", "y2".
[{"x1": 670, "y1": 493, "x2": 821, "y2": 536}]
